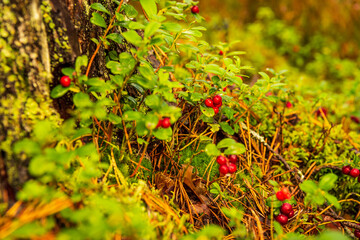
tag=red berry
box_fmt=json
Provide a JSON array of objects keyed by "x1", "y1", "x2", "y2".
[
  {"x1": 280, "y1": 203, "x2": 293, "y2": 216},
  {"x1": 275, "y1": 214, "x2": 288, "y2": 225},
  {"x1": 219, "y1": 50, "x2": 224, "y2": 55},
  {"x1": 350, "y1": 168, "x2": 360, "y2": 178},
  {"x1": 228, "y1": 163, "x2": 237, "y2": 173},
  {"x1": 212, "y1": 95, "x2": 222, "y2": 105},
  {"x1": 355, "y1": 229, "x2": 360, "y2": 238},
  {"x1": 342, "y1": 165, "x2": 352, "y2": 175},
  {"x1": 276, "y1": 191, "x2": 286, "y2": 201},
  {"x1": 213, "y1": 101, "x2": 222, "y2": 107},
  {"x1": 156, "y1": 119, "x2": 163, "y2": 128},
  {"x1": 351, "y1": 116, "x2": 360, "y2": 124},
  {"x1": 287, "y1": 210, "x2": 294, "y2": 218},
  {"x1": 213, "y1": 107, "x2": 219, "y2": 114},
  {"x1": 205, "y1": 98, "x2": 214, "y2": 107},
  {"x1": 191, "y1": 5, "x2": 199, "y2": 14},
  {"x1": 281, "y1": 187, "x2": 291, "y2": 200},
  {"x1": 60, "y1": 76, "x2": 71, "y2": 87},
  {"x1": 223, "y1": 86, "x2": 227, "y2": 92},
  {"x1": 286, "y1": 101, "x2": 292, "y2": 108},
  {"x1": 228, "y1": 155, "x2": 238, "y2": 163},
  {"x1": 216, "y1": 156, "x2": 227, "y2": 165},
  {"x1": 219, "y1": 165, "x2": 229, "y2": 175},
  {"x1": 315, "y1": 107, "x2": 327, "y2": 117},
  {"x1": 161, "y1": 118, "x2": 171, "y2": 128}
]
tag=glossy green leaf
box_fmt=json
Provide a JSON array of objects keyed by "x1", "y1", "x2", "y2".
[
  {"x1": 140, "y1": 0, "x2": 157, "y2": 19},
  {"x1": 319, "y1": 173, "x2": 338, "y2": 191},
  {"x1": 90, "y1": 3, "x2": 110, "y2": 15},
  {"x1": 90, "y1": 12, "x2": 107, "y2": 28},
  {"x1": 204, "y1": 143, "x2": 221, "y2": 156},
  {"x1": 145, "y1": 22, "x2": 161, "y2": 38},
  {"x1": 122, "y1": 30, "x2": 142, "y2": 46},
  {"x1": 106, "y1": 33, "x2": 124, "y2": 44},
  {"x1": 50, "y1": 85, "x2": 70, "y2": 98}
]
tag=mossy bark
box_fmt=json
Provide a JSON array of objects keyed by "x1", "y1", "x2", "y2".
[{"x1": 0, "y1": 0, "x2": 93, "y2": 202}]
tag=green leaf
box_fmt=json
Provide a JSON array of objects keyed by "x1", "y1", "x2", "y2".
[
  {"x1": 90, "y1": 3, "x2": 110, "y2": 15},
  {"x1": 204, "y1": 143, "x2": 221, "y2": 156},
  {"x1": 220, "y1": 122, "x2": 235, "y2": 135},
  {"x1": 217, "y1": 138, "x2": 237, "y2": 149},
  {"x1": 128, "y1": 21, "x2": 145, "y2": 30},
  {"x1": 122, "y1": 30, "x2": 142, "y2": 46},
  {"x1": 140, "y1": 0, "x2": 157, "y2": 19},
  {"x1": 90, "y1": 12, "x2": 107, "y2": 28},
  {"x1": 204, "y1": 64, "x2": 226, "y2": 75},
  {"x1": 61, "y1": 67, "x2": 75, "y2": 77},
  {"x1": 258, "y1": 72, "x2": 270, "y2": 81},
  {"x1": 224, "y1": 142, "x2": 246, "y2": 155},
  {"x1": 200, "y1": 106, "x2": 215, "y2": 117},
  {"x1": 106, "y1": 33, "x2": 124, "y2": 44},
  {"x1": 123, "y1": 111, "x2": 143, "y2": 121},
  {"x1": 73, "y1": 92, "x2": 93, "y2": 108},
  {"x1": 153, "y1": 127, "x2": 172, "y2": 140},
  {"x1": 123, "y1": 4, "x2": 138, "y2": 18},
  {"x1": 75, "y1": 55, "x2": 88, "y2": 74},
  {"x1": 145, "y1": 22, "x2": 161, "y2": 38},
  {"x1": 300, "y1": 180, "x2": 318, "y2": 194},
  {"x1": 319, "y1": 173, "x2": 338, "y2": 191},
  {"x1": 145, "y1": 95, "x2": 160, "y2": 109},
  {"x1": 324, "y1": 192, "x2": 341, "y2": 209},
  {"x1": 50, "y1": 85, "x2": 70, "y2": 98},
  {"x1": 162, "y1": 22, "x2": 182, "y2": 33},
  {"x1": 273, "y1": 221, "x2": 284, "y2": 235}
]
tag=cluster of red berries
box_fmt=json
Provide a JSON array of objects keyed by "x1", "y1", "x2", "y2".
[
  {"x1": 216, "y1": 155, "x2": 238, "y2": 175},
  {"x1": 156, "y1": 117, "x2": 171, "y2": 129},
  {"x1": 342, "y1": 165, "x2": 360, "y2": 182},
  {"x1": 275, "y1": 188, "x2": 293, "y2": 225},
  {"x1": 276, "y1": 203, "x2": 295, "y2": 225},
  {"x1": 60, "y1": 76, "x2": 71, "y2": 87},
  {"x1": 205, "y1": 95, "x2": 222, "y2": 115}
]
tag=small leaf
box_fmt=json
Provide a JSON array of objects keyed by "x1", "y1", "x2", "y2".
[
  {"x1": 319, "y1": 173, "x2": 338, "y2": 191},
  {"x1": 122, "y1": 30, "x2": 142, "y2": 46},
  {"x1": 220, "y1": 122, "x2": 235, "y2": 135},
  {"x1": 324, "y1": 192, "x2": 341, "y2": 209},
  {"x1": 75, "y1": 55, "x2": 88, "y2": 74},
  {"x1": 144, "y1": 22, "x2": 161, "y2": 38},
  {"x1": 123, "y1": 111, "x2": 143, "y2": 121},
  {"x1": 61, "y1": 68, "x2": 75, "y2": 77},
  {"x1": 217, "y1": 138, "x2": 237, "y2": 149},
  {"x1": 73, "y1": 92, "x2": 93, "y2": 108},
  {"x1": 50, "y1": 85, "x2": 70, "y2": 98},
  {"x1": 300, "y1": 180, "x2": 318, "y2": 194},
  {"x1": 123, "y1": 4, "x2": 138, "y2": 18},
  {"x1": 106, "y1": 33, "x2": 124, "y2": 44},
  {"x1": 90, "y1": 12, "x2": 107, "y2": 28},
  {"x1": 90, "y1": 3, "x2": 110, "y2": 15},
  {"x1": 153, "y1": 127, "x2": 172, "y2": 140},
  {"x1": 204, "y1": 143, "x2": 221, "y2": 156},
  {"x1": 140, "y1": 0, "x2": 157, "y2": 19}
]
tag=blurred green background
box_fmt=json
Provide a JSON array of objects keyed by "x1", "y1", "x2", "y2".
[{"x1": 198, "y1": 0, "x2": 360, "y2": 86}]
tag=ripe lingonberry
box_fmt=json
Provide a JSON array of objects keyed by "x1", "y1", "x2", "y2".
[
  {"x1": 228, "y1": 155, "x2": 238, "y2": 163},
  {"x1": 315, "y1": 107, "x2": 327, "y2": 117},
  {"x1": 350, "y1": 168, "x2": 360, "y2": 178},
  {"x1": 219, "y1": 165, "x2": 229, "y2": 175},
  {"x1": 60, "y1": 76, "x2": 71, "y2": 87},
  {"x1": 355, "y1": 229, "x2": 360, "y2": 238},
  {"x1": 191, "y1": 5, "x2": 199, "y2": 14},
  {"x1": 280, "y1": 203, "x2": 293, "y2": 216},
  {"x1": 281, "y1": 187, "x2": 291, "y2": 200},
  {"x1": 212, "y1": 95, "x2": 222, "y2": 105},
  {"x1": 161, "y1": 118, "x2": 171, "y2": 128},
  {"x1": 213, "y1": 101, "x2": 222, "y2": 108},
  {"x1": 219, "y1": 50, "x2": 224, "y2": 55},
  {"x1": 275, "y1": 214, "x2": 288, "y2": 225},
  {"x1": 156, "y1": 119, "x2": 163, "y2": 128},
  {"x1": 351, "y1": 116, "x2": 360, "y2": 124},
  {"x1": 216, "y1": 156, "x2": 227, "y2": 165},
  {"x1": 342, "y1": 165, "x2": 352, "y2": 175},
  {"x1": 228, "y1": 163, "x2": 237, "y2": 173},
  {"x1": 213, "y1": 107, "x2": 219, "y2": 114},
  {"x1": 276, "y1": 191, "x2": 286, "y2": 201},
  {"x1": 287, "y1": 210, "x2": 294, "y2": 218},
  {"x1": 286, "y1": 101, "x2": 292, "y2": 108},
  {"x1": 205, "y1": 98, "x2": 214, "y2": 107}
]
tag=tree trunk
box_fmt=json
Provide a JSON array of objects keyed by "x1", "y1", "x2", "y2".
[{"x1": 0, "y1": 0, "x2": 96, "y2": 203}]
